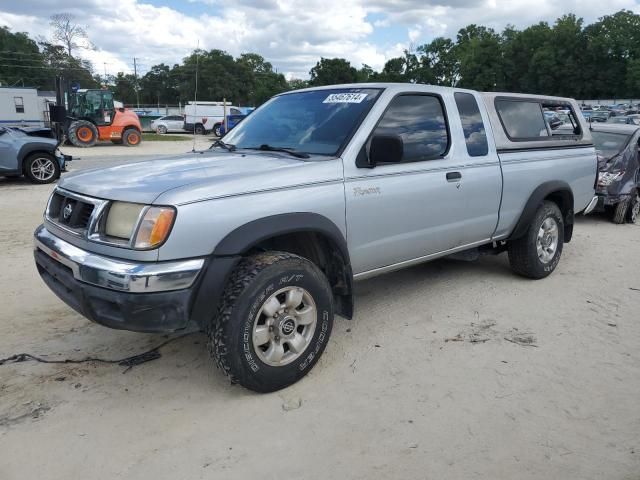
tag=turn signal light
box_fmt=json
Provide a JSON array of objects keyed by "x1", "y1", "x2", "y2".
[{"x1": 133, "y1": 207, "x2": 176, "y2": 249}]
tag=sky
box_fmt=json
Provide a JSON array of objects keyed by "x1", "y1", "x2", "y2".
[{"x1": 1, "y1": 0, "x2": 640, "y2": 79}]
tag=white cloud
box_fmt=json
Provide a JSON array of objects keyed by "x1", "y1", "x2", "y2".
[{"x1": 1, "y1": 0, "x2": 640, "y2": 80}]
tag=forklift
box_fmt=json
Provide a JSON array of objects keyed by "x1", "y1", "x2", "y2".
[{"x1": 50, "y1": 76, "x2": 143, "y2": 148}]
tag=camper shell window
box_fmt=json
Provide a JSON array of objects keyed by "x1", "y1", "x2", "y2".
[{"x1": 494, "y1": 97, "x2": 582, "y2": 143}]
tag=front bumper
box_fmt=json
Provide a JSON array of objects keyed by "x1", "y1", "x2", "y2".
[{"x1": 33, "y1": 225, "x2": 205, "y2": 332}]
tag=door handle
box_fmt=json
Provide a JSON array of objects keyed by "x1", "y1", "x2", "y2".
[{"x1": 446, "y1": 171, "x2": 462, "y2": 182}]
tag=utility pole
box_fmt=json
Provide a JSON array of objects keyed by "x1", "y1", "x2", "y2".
[
  {"x1": 103, "y1": 62, "x2": 108, "y2": 85},
  {"x1": 133, "y1": 57, "x2": 140, "y2": 109}
]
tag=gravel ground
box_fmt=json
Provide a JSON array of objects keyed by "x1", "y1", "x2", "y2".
[{"x1": 0, "y1": 150, "x2": 639, "y2": 480}]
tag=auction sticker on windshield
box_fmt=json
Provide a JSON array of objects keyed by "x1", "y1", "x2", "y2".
[{"x1": 323, "y1": 93, "x2": 368, "y2": 104}]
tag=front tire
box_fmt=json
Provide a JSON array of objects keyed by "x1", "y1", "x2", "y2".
[
  {"x1": 122, "y1": 128, "x2": 141, "y2": 146},
  {"x1": 208, "y1": 252, "x2": 334, "y2": 393},
  {"x1": 213, "y1": 124, "x2": 222, "y2": 137},
  {"x1": 24, "y1": 153, "x2": 60, "y2": 184},
  {"x1": 156, "y1": 125, "x2": 167, "y2": 134},
  {"x1": 508, "y1": 201, "x2": 564, "y2": 279},
  {"x1": 68, "y1": 120, "x2": 98, "y2": 147}
]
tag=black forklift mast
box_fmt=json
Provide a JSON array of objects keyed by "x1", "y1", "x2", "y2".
[{"x1": 49, "y1": 76, "x2": 69, "y2": 146}]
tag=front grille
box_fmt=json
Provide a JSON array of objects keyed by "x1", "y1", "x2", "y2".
[{"x1": 47, "y1": 191, "x2": 97, "y2": 233}]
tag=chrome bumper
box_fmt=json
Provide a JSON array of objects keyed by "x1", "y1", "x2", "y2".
[
  {"x1": 583, "y1": 195, "x2": 599, "y2": 215},
  {"x1": 34, "y1": 225, "x2": 204, "y2": 293}
]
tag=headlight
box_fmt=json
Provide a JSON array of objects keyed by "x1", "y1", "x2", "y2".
[
  {"x1": 597, "y1": 171, "x2": 624, "y2": 187},
  {"x1": 104, "y1": 203, "x2": 176, "y2": 249},
  {"x1": 105, "y1": 202, "x2": 145, "y2": 239},
  {"x1": 132, "y1": 206, "x2": 176, "y2": 249}
]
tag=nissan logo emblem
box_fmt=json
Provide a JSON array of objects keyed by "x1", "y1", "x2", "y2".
[{"x1": 63, "y1": 203, "x2": 73, "y2": 220}]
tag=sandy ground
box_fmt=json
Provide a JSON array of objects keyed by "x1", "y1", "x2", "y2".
[
  {"x1": 0, "y1": 151, "x2": 639, "y2": 479},
  {"x1": 58, "y1": 133, "x2": 214, "y2": 159}
]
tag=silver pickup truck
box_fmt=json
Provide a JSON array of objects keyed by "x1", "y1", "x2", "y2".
[{"x1": 34, "y1": 84, "x2": 598, "y2": 392}]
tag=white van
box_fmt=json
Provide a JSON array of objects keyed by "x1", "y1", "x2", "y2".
[{"x1": 184, "y1": 101, "x2": 242, "y2": 136}]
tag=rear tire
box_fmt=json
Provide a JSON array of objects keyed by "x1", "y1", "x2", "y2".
[
  {"x1": 213, "y1": 124, "x2": 222, "y2": 137},
  {"x1": 627, "y1": 192, "x2": 640, "y2": 223},
  {"x1": 208, "y1": 252, "x2": 334, "y2": 393},
  {"x1": 612, "y1": 198, "x2": 630, "y2": 224},
  {"x1": 508, "y1": 201, "x2": 564, "y2": 279},
  {"x1": 122, "y1": 128, "x2": 141, "y2": 146},
  {"x1": 195, "y1": 124, "x2": 205, "y2": 135},
  {"x1": 68, "y1": 120, "x2": 98, "y2": 148},
  {"x1": 24, "y1": 153, "x2": 60, "y2": 184}
]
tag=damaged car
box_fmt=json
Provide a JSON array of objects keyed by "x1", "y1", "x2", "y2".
[{"x1": 591, "y1": 123, "x2": 640, "y2": 223}]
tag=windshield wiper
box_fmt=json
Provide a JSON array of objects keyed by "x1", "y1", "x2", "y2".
[
  {"x1": 246, "y1": 144, "x2": 310, "y2": 159},
  {"x1": 210, "y1": 139, "x2": 236, "y2": 152}
]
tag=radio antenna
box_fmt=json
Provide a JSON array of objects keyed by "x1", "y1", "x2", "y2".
[{"x1": 192, "y1": 40, "x2": 199, "y2": 153}]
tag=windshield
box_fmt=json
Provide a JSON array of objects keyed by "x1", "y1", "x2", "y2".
[
  {"x1": 592, "y1": 131, "x2": 630, "y2": 159},
  {"x1": 222, "y1": 88, "x2": 382, "y2": 156}
]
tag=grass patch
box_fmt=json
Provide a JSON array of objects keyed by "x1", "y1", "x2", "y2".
[{"x1": 143, "y1": 133, "x2": 191, "y2": 141}]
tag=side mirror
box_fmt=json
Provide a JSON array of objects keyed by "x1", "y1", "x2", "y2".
[{"x1": 369, "y1": 134, "x2": 403, "y2": 166}]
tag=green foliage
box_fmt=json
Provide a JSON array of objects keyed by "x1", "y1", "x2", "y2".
[
  {"x1": 0, "y1": 26, "x2": 97, "y2": 90},
  {"x1": 309, "y1": 58, "x2": 359, "y2": 86}
]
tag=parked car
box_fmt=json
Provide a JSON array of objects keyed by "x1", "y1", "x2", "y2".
[
  {"x1": 0, "y1": 126, "x2": 69, "y2": 184},
  {"x1": 591, "y1": 123, "x2": 640, "y2": 223},
  {"x1": 150, "y1": 115, "x2": 186, "y2": 134},
  {"x1": 33, "y1": 84, "x2": 597, "y2": 392},
  {"x1": 590, "y1": 110, "x2": 612, "y2": 122},
  {"x1": 218, "y1": 114, "x2": 248, "y2": 136},
  {"x1": 606, "y1": 115, "x2": 640, "y2": 125}
]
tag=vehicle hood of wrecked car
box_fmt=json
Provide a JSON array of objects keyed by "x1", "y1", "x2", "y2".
[{"x1": 58, "y1": 150, "x2": 343, "y2": 205}]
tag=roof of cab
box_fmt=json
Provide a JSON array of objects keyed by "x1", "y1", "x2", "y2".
[{"x1": 280, "y1": 83, "x2": 594, "y2": 152}]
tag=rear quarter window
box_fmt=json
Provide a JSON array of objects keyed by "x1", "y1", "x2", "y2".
[{"x1": 455, "y1": 92, "x2": 488, "y2": 156}]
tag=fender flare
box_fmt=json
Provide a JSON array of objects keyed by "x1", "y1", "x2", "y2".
[
  {"x1": 509, "y1": 181, "x2": 574, "y2": 241},
  {"x1": 214, "y1": 212, "x2": 350, "y2": 262},
  {"x1": 190, "y1": 213, "x2": 353, "y2": 327}
]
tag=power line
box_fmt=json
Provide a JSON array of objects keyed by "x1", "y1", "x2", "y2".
[{"x1": 0, "y1": 63, "x2": 94, "y2": 72}]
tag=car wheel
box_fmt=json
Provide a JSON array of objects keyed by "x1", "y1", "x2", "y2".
[
  {"x1": 157, "y1": 125, "x2": 167, "y2": 134},
  {"x1": 208, "y1": 251, "x2": 334, "y2": 393},
  {"x1": 195, "y1": 124, "x2": 205, "y2": 135},
  {"x1": 68, "y1": 120, "x2": 98, "y2": 147},
  {"x1": 508, "y1": 200, "x2": 564, "y2": 279},
  {"x1": 626, "y1": 191, "x2": 639, "y2": 223},
  {"x1": 213, "y1": 124, "x2": 222, "y2": 137},
  {"x1": 24, "y1": 153, "x2": 60, "y2": 184},
  {"x1": 122, "y1": 128, "x2": 141, "y2": 146},
  {"x1": 612, "y1": 197, "x2": 630, "y2": 224}
]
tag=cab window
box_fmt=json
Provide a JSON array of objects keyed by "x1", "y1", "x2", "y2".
[{"x1": 373, "y1": 94, "x2": 449, "y2": 162}]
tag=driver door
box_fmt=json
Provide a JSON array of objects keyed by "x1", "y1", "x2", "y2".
[{"x1": 344, "y1": 93, "x2": 464, "y2": 274}]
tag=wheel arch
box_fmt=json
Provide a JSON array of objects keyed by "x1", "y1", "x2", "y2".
[
  {"x1": 17, "y1": 145, "x2": 56, "y2": 172},
  {"x1": 214, "y1": 213, "x2": 353, "y2": 319},
  {"x1": 509, "y1": 181, "x2": 575, "y2": 243}
]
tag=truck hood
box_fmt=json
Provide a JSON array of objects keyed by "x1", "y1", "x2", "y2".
[{"x1": 59, "y1": 150, "x2": 344, "y2": 205}]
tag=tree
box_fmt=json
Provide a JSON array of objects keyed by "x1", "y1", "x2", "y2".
[
  {"x1": 418, "y1": 37, "x2": 459, "y2": 86},
  {"x1": 288, "y1": 79, "x2": 309, "y2": 90},
  {"x1": 238, "y1": 53, "x2": 289, "y2": 104},
  {"x1": 309, "y1": 58, "x2": 359, "y2": 86},
  {"x1": 455, "y1": 25, "x2": 505, "y2": 90},
  {"x1": 0, "y1": 26, "x2": 47, "y2": 87},
  {"x1": 49, "y1": 14, "x2": 92, "y2": 57}
]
